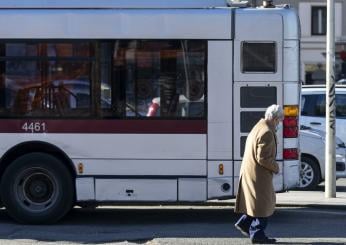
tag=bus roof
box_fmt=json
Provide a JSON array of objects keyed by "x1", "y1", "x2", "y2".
[
  {"x1": 0, "y1": 8, "x2": 232, "y2": 39},
  {"x1": 0, "y1": 0, "x2": 230, "y2": 9}
]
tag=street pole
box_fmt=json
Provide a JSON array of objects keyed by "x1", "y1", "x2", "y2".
[{"x1": 325, "y1": 0, "x2": 336, "y2": 198}]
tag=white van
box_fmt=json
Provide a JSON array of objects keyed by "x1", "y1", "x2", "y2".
[
  {"x1": 300, "y1": 126, "x2": 346, "y2": 189},
  {"x1": 301, "y1": 85, "x2": 346, "y2": 143}
]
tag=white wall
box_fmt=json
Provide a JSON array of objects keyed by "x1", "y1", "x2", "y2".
[
  {"x1": 299, "y1": 2, "x2": 342, "y2": 39},
  {"x1": 299, "y1": 2, "x2": 342, "y2": 65}
]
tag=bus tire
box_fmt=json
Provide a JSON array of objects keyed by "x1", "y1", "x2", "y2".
[
  {"x1": 299, "y1": 156, "x2": 321, "y2": 190},
  {"x1": 0, "y1": 152, "x2": 74, "y2": 224}
]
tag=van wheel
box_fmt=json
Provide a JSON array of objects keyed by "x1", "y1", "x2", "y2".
[
  {"x1": 299, "y1": 156, "x2": 321, "y2": 190},
  {"x1": 0, "y1": 153, "x2": 74, "y2": 224}
]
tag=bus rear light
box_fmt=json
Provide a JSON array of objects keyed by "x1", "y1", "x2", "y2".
[
  {"x1": 283, "y1": 127, "x2": 298, "y2": 138},
  {"x1": 283, "y1": 148, "x2": 299, "y2": 160},
  {"x1": 284, "y1": 105, "x2": 299, "y2": 117},
  {"x1": 283, "y1": 107, "x2": 298, "y2": 138},
  {"x1": 283, "y1": 117, "x2": 298, "y2": 127}
]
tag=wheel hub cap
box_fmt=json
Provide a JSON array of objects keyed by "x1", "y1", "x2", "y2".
[
  {"x1": 299, "y1": 162, "x2": 314, "y2": 188},
  {"x1": 25, "y1": 174, "x2": 53, "y2": 203}
]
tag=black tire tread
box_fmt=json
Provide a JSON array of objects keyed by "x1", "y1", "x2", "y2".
[{"x1": 0, "y1": 152, "x2": 74, "y2": 224}]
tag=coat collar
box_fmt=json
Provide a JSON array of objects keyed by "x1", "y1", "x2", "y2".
[{"x1": 261, "y1": 118, "x2": 276, "y2": 133}]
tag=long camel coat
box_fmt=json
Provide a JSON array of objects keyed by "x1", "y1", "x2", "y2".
[{"x1": 235, "y1": 118, "x2": 279, "y2": 217}]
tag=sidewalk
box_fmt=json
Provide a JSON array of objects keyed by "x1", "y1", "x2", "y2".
[
  {"x1": 209, "y1": 190, "x2": 346, "y2": 208},
  {"x1": 274, "y1": 189, "x2": 346, "y2": 208},
  {"x1": 274, "y1": 179, "x2": 346, "y2": 208},
  {"x1": 209, "y1": 180, "x2": 346, "y2": 208}
]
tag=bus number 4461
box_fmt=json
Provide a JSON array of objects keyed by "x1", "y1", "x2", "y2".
[{"x1": 21, "y1": 122, "x2": 46, "y2": 133}]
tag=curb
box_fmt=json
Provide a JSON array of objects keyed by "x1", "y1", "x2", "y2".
[{"x1": 204, "y1": 201, "x2": 346, "y2": 210}]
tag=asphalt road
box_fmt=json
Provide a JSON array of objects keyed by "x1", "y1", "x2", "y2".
[
  {"x1": 0, "y1": 179, "x2": 344, "y2": 245},
  {"x1": 0, "y1": 205, "x2": 345, "y2": 245}
]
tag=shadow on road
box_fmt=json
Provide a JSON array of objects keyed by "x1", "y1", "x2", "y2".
[
  {"x1": 0, "y1": 206, "x2": 344, "y2": 244},
  {"x1": 276, "y1": 243, "x2": 346, "y2": 245}
]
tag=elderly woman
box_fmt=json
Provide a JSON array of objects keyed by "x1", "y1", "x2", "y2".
[{"x1": 234, "y1": 104, "x2": 283, "y2": 244}]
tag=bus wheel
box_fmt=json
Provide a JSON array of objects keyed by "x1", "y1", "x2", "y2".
[
  {"x1": 0, "y1": 153, "x2": 74, "y2": 224},
  {"x1": 299, "y1": 156, "x2": 321, "y2": 190}
]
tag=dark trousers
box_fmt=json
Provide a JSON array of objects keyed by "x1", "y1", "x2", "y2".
[{"x1": 235, "y1": 214, "x2": 268, "y2": 239}]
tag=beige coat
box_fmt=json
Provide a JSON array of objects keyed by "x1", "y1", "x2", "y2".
[{"x1": 235, "y1": 119, "x2": 279, "y2": 217}]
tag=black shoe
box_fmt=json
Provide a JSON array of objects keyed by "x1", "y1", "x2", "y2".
[
  {"x1": 234, "y1": 224, "x2": 249, "y2": 237},
  {"x1": 251, "y1": 237, "x2": 276, "y2": 244}
]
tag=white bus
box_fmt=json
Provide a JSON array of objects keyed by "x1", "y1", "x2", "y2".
[{"x1": 0, "y1": 0, "x2": 301, "y2": 224}]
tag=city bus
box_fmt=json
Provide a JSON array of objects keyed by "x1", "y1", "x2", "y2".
[{"x1": 0, "y1": 0, "x2": 301, "y2": 224}]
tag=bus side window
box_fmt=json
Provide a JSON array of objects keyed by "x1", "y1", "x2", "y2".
[
  {"x1": 113, "y1": 40, "x2": 207, "y2": 119},
  {"x1": 242, "y1": 42, "x2": 276, "y2": 73},
  {"x1": 31, "y1": 87, "x2": 44, "y2": 111},
  {"x1": 53, "y1": 84, "x2": 71, "y2": 115},
  {"x1": 12, "y1": 89, "x2": 30, "y2": 115}
]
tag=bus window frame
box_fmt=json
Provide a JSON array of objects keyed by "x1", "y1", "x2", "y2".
[{"x1": 0, "y1": 39, "x2": 208, "y2": 121}]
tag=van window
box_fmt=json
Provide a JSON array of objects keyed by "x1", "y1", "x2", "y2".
[
  {"x1": 336, "y1": 94, "x2": 346, "y2": 118},
  {"x1": 302, "y1": 93, "x2": 346, "y2": 118},
  {"x1": 301, "y1": 94, "x2": 325, "y2": 117}
]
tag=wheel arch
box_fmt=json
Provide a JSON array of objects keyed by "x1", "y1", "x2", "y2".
[
  {"x1": 0, "y1": 141, "x2": 76, "y2": 183},
  {"x1": 301, "y1": 153, "x2": 323, "y2": 182}
]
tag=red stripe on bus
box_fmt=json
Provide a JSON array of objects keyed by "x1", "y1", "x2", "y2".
[{"x1": 0, "y1": 119, "x2": 207, "y2": 134}]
